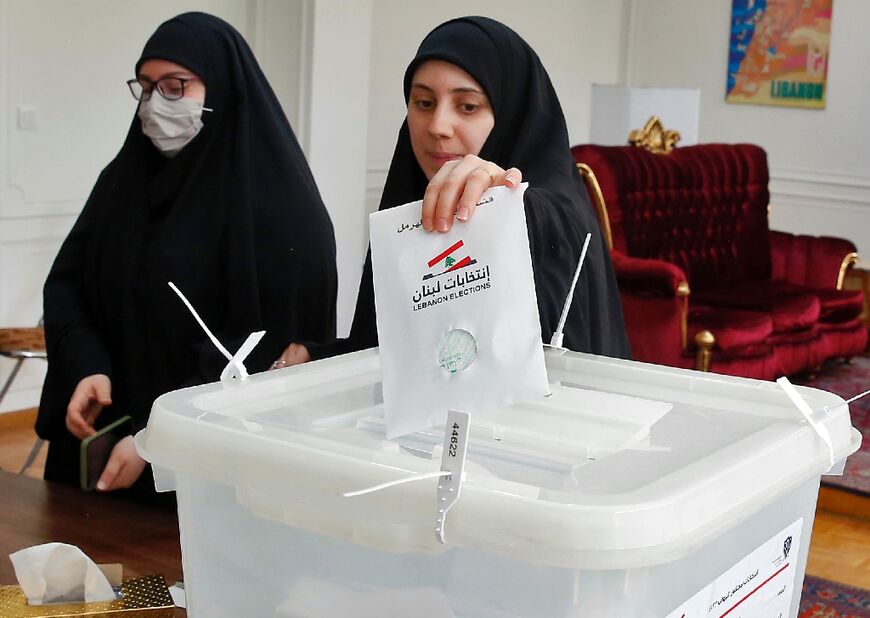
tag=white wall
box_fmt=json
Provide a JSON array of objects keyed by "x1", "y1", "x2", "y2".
[
  {"x1": 0, "y1": 0, "x2": 303, "y2": 412},
  {"x1": 623, "y1": 0, "x2": 870, "y2": 258},
  {"x1": 305, "y1": 1, "x2": 372, "y2": 337},
  {"x1": 364, "y1": 0, "x2": 630, "y2": 212}
]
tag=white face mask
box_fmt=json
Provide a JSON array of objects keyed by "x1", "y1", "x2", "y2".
[{"x1": 137, "y1": 95, "x2": 207, "y2": 157}]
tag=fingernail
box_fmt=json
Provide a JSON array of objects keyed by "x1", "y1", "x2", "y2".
[
  {"x1": 96, "y1": 481, "x2": 106, "y2": 491},
  {"x1": 436, "y1": 219, "x2": 449, "y2": 232},
  {"x1": 505, "y1": 172, "x2": 519, "y2": 187},
  {"x1": 457, "y1": 206, "x2": 469, "y2": 221},
  {"x1": 422, "y1": 217, "x2": 434, "y2": 232}
]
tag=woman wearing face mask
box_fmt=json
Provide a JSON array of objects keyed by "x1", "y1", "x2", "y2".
[
  {"x1": 275, "y1": 16, "x2": 628, "y2": 368},
  {"x1": 37, "y1": 12, "x2": 337, "y2": 502}
]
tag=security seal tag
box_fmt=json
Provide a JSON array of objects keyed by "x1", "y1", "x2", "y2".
[
  {"x1": 436, "y1": 409, "x2": 470, "y2": 544},
  {"x1": 168, "y1": 281, "x2": 264, "y2": 383}
]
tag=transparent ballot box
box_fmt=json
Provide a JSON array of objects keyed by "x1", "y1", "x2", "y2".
[{"x1": 136, "y1": 347, "x2": 860, "y2": 617}]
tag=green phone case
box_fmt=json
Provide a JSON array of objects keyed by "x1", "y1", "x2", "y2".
[{"x1": 79, "y1": 415, "x2": 134, "y2": 490}]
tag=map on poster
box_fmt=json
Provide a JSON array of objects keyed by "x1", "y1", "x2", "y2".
[{"x1": 726, "y1": 0, "x2": 832, "y2": 109}]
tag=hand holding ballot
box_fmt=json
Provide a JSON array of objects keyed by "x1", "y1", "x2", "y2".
[
  {"x1": 370, "y1": 184, "x2": 549, "y2": 438},
  {"x1": 420, "y1": 154, "x2": 522, "y2": 233},
  {"x1": 271, "y1": 168, "x2": 519, "y2": 370}
]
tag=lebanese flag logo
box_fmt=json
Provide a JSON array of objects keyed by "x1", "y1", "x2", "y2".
[{"x1": 423, "y1": 240, "x2": 477, "y2": 280}]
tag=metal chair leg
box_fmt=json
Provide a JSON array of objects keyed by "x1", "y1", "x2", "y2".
[
  {"x1": 1, "y1": 320, "x2": 48, "y2": 475},
  {"x1": 0, "y1": 357, "x2": 25, "y2": 405},
  {"x1": 1, "y1": 357, "x2": 45, "y2": 475},
  {"x1": 19, "y1": 438, "x2": 45, "y2": 475}
]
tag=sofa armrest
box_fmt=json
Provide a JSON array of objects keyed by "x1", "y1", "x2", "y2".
[
  {"x1": 610, "y1": 250, "x2": 694, "y2": 364},
  {"x1": 769, "y1": 230, "x2": 858, "y2": 289},
  {"x1": 611, "y1": 251, "x2": 689, "y2": 297}
]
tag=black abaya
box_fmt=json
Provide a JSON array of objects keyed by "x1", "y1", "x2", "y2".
[
  {"x1": 37, "y1": 13, "x2": 337, "y2": 502},
  {"x1": 313, "y1": 16, "x2": 629, "y2": 360}
]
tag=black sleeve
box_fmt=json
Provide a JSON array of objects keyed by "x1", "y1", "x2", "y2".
[
  {"x1": 523, "y1": 186, "x2": 630, "y2": 358},
  {"x1": 43, "y1": 169, "x2": 114, "y2": 388},
  {"x1": 306, "y1": 247, "x2": 377, "y2": 361},
  {"x1": 194, "y1": 201, "x2": 339, "y2": 379}
]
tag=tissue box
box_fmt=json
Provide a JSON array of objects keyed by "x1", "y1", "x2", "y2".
[{"x1": 0, "y1": 574, "x2": 174, "y2": 617}]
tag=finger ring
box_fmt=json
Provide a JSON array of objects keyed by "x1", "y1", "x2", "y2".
[
  {"x1": 271, "y1": 359, "x2": 287, "y2": 369},
  {"x1": 477, "y1": 166, "x2": 495, "y2": 184}
]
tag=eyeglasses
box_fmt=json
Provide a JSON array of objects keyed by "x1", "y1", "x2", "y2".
[{"x1": 126, "y1": 76, "x2": 198, "y2": 101}]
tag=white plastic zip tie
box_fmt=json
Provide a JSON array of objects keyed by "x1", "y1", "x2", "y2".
[
  {"x1": 436, "y1": 410, "x2": 470, "y2": 544},
  {"x1": 844, "y1": 388, "x2": 870, "y2": 406},
  {"x1": 550, "y1": 233, "x2": 592, "y2": 349},
  {"x1": 822, "y1": 388, "x2": 870, "y2": 425},
  {"x1": 168, "y1": 281, "x2": 265, "y2": 382},
  {"x1": 776, "y1": 377, "x2": 835, "y2": 470},
  {"x1": 219, "y1": 331, "x2": 266, "y2": 381},
  {"x1": 341, "y1": 470, "x2": 452, "y2": 498},
  {"x1": 341, "y1": 410, "x2": 471, "y2": 545},
  {"x1": 168, "y1": 282, "x2": 231, "y2": 360}
]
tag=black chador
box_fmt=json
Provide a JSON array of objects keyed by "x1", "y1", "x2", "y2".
[{"x1": 37, "y1": 13, "x2": 337, "y2": 502}]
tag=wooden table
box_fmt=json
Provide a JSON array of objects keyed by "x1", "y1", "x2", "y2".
[{"x1": 0, "y1": 470, "x2": 185, "y2": 616}]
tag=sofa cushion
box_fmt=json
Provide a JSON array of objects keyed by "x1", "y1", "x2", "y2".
[
  {"x1": 694, "y1": 280, "x2": 820, "y2": 333},
  {"x1": 818, "y1": 318, "x2": 870, "y2": 359},
  {"x1": 767, "y1": 325, "x2": 826, "y2": 376},
  {"x1": 688, "y1": 304, "x2": 772, "y2": 352},
  {"x1": 810, "y1": 287, "x2": 864, "y2": 323}
]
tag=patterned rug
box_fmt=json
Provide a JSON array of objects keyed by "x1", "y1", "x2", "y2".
[
  {"x1": 798, "y1": 354, "x2": 870, "y2": 496},
  {"x1": 800, "y1": 575, "x2": 870, "y2": 617}
]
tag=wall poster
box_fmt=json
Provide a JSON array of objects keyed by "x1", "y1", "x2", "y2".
[{"x1": 727, "y1": 0, "x2": 832, "y2": 109}]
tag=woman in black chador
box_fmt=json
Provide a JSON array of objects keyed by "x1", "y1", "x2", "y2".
[
  {"x1": 37, "y1": 12, "x2": 337, "y2": 502},
  {"x1": 276, "y1": 16, "x2": 628, "y2": 366}
]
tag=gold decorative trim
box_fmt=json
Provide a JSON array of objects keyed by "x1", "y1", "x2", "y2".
[
  {"x1": 694, "y1": 330, "x2": 715, "y2": 372},
  {"x1": 0, "y1": 575, "x2": 174, "y2": 617},
  {"x1": 837, "y1": 252, "x2": 859, "y2": 290},
  {"x1": 628, "y1": 116, "x2": 681, "y2": 154},
  {"x1": 677, "y1": 281, "x2": 690, "y2": 350},
  {"x1": 576, "y1": 163, "x2": 613, "y2": 250}
]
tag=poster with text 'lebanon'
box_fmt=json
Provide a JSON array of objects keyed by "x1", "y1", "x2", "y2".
[{"x1": 370, "y1": 184, "x2": 548, "y2": 439}]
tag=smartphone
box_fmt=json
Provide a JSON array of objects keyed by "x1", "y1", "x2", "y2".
[{"x1": 80, "y1": 415, "x2": 134, "y2": 491}]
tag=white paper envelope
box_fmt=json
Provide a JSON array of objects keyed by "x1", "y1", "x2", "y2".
[{"x1": 370, "y1": 184, "x2": 549, "y2": 438}]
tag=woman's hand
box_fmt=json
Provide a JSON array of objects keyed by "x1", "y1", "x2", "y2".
[
  {"x1": 66, "y1": 374, "x2": 112, "y2": 440},
  {"x1": 96, "y1": 436, "x2": 147, "y2": 491},
  {"x1": 270, "y1": 342, "x2": 311, "y2": 370},
  {"x1": 422, "y1": 154, "x2": 522, "y2": 234}
]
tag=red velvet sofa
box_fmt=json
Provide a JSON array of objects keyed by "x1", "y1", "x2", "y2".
[{"x1": 572, "y1": 141, "x2": 867, "y2": 380}]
